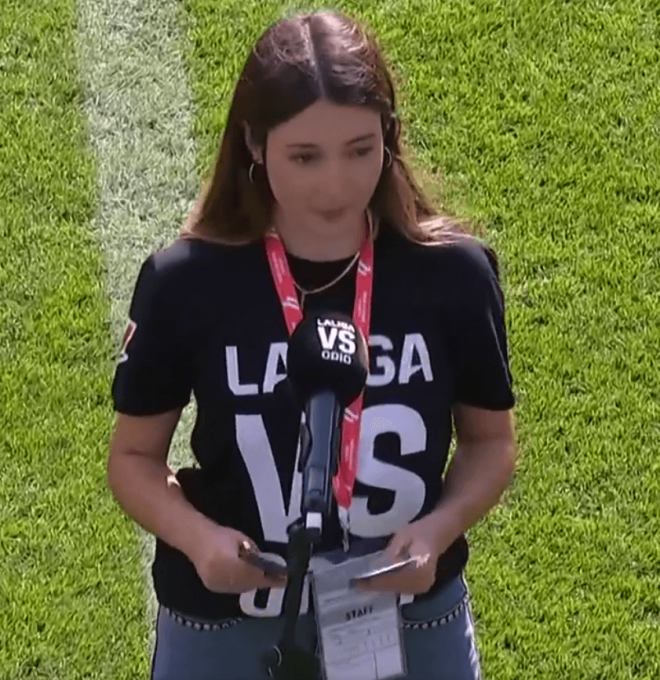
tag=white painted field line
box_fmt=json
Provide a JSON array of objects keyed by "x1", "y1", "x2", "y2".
[{"x1": 75, "y1": 0, "x2": 198, "y2": 653}]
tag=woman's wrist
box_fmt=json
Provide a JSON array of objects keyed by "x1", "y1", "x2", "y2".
[
  {"x1": 414, "y1": 504, "x2": 464, "y2": 559},
  {"x1": 184, "y1": 513, "x2": 223, "y2": 567}
]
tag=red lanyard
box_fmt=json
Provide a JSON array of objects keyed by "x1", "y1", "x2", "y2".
[{"x1": 264, "y1": 212, "x2": 375, "y2": 524}]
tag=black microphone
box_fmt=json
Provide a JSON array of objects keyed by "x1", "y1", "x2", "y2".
[{"x1": 287, "y1": 312, "x2": 369, "y2": 528}]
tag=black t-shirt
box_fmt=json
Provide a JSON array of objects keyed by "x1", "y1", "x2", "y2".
[{"x1": 112, "y1": 222, "x2": 515, "y2": 621}]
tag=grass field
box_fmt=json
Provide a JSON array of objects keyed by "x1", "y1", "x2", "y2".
[
  {"x1": 0, "y1": 2, "x2": 149, "y2": 678},
  {"x1": 1, "y1": 0, "x2": 659, "y2": 678}
]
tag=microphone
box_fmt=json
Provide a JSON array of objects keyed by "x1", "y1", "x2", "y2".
[{"x1": 287, "y1": 312, "x2": 369, "y2": 531}]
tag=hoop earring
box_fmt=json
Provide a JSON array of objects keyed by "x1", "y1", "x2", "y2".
[
  {"x1": 249, "y1": 162, "x2": 256, "y2": 183},
  {"x1": 384, "y1": 147, "x2": 393, "y2": 169}
]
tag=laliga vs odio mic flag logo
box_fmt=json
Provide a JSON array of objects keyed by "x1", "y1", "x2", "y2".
[
  {"x1": 119, "y1": 320, "x2": 137, "y2": 364},
  {"x1": 316, "y1": 318, "x2": 357, "y2": 365}
]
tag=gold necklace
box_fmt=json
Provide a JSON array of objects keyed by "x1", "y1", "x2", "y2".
[{"x1": 293, "y1": 249, "x2": 361, "y2": 308}]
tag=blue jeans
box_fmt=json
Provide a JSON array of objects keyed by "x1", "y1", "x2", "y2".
[{"x1": 151, "y1": 573, "x2": 481, "y2": 680}]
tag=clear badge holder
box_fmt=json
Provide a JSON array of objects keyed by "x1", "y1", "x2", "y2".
[{"x1": 311, "y1": 540, "x2": 407, "y2": 680}]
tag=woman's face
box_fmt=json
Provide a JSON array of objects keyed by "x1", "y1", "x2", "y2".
[{"x1": 248, "y1": 99, "x2": 384, "y2": 239}]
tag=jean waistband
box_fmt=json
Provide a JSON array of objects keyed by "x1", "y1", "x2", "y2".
[{"x1": 400, "y1": 572, "x2": 469, "y2": 629}]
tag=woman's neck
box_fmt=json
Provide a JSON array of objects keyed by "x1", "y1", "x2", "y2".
[{"x1": 273, "y1": 209, "x2": 370, "y2": 261}]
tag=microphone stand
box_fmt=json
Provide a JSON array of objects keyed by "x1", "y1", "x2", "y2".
[{"x1": 265, "y1": 391, "x2": 342, "y2": 680}]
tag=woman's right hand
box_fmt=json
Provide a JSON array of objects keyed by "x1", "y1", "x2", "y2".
[{"x1": 191, "y1": 523, "x2": 287, "y2": 594}]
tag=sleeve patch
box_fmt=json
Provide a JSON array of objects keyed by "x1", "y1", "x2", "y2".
[{"x1": 119, "y1": 320, "x2": 137, "y2": 364}]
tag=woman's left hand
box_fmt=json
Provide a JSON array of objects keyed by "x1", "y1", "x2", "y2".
[{"x1": 355, "y1": 515, "x2": 446, "y2": 595}]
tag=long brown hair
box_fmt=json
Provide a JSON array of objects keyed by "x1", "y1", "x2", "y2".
[{"x1": 181, "y1": 10, "x2": 472, "y2": 245}]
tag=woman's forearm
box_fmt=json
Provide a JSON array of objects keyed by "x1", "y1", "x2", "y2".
[
  {"x1": 107, "y1": 452, "x2": 216, "y2": 565},
  {"x1": 420, "y1": 438, "x2": 517, "y2": 555}
]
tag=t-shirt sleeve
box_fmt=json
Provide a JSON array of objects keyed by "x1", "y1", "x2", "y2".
[
  {"x1": 112, "y1": 255, "x2": 193, "y2": 415},
  {"x1": 446, "y1": 243, "x2": 516, "y2": 410}
]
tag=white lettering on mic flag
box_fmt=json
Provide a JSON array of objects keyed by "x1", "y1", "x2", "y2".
[
  {"x1": 317, "y1": 326, "x2": 357, "y2": 355},
  {"x1": 338, "y1": 329, "x2": 357, "y2": 354},
  {"x1": 318, "y1": 326, "x2": 339, "y2": 350}
]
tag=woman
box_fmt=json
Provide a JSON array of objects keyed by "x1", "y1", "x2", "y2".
[{"x1": 108, "y1": 9, "x2": 516, "y2": 680}]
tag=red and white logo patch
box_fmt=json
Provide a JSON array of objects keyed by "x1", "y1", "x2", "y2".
[{"x1": 119, "y1": 320, "x2": 137, "y2": 364}]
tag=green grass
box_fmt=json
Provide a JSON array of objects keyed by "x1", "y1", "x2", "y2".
[
  {"x1": 181, "y1": 0, "x2": 660, "y2": 677},
  {"x1": 0, "y1": 2, "x2": 149, "y2": 678},
  {"x1": 2, "y1": 0, "x2": 659, "y2": 678}
]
